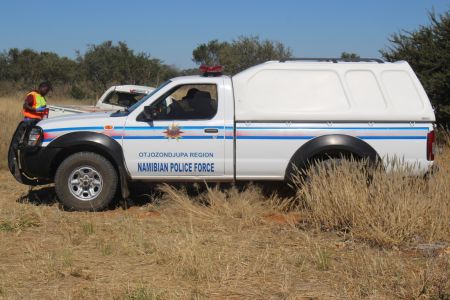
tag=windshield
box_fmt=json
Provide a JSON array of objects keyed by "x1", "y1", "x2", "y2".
[{"x1": 127, "y1": 80, "x2": 171, "y2": 113}]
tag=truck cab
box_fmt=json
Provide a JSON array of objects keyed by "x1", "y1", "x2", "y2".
[{"x1": 120, "y1": 75, "x2": 235, "y2": 180}]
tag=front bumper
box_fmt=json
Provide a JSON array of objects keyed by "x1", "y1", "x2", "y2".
[{"x1": 9, "y1": 144, "x2": 61, "y2": 186}]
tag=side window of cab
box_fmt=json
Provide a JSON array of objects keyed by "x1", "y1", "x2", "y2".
[{"x1": 143, "y1": 84, "x2": 218, "y2": 120}]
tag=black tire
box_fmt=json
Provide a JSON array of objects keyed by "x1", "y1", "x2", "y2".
[
  {"x1": 307, "y1": 158, "x2": 344, "y2": 179},
  {"x1": 55, "y1": 152, "x2": 118, "y2": 211},
  {"x1": 303, "y1": 157, "x2": 375, "y2": 185},
  {"x1": 288, "y1": 158, "x2": 340, "y2": 186}
]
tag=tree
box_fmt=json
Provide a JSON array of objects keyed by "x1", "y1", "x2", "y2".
[
  {"x1": 0, "y1": 51, "x2": 8, "y2": 81},
  {"x1": 0, "y1": 41, "x2": 180, "y2": 99},
  {"x1": 340, "y1": 52, "x2": 360, "y2": 60},
  {"x1": 79, "y1": 41, "x2": 176, "y2": 93},
  {"x1": 380, "y1": 11, "x2": 450, "y2": 123},
  {"x1": 0, "y1": 48, "x2": 78, "y2": 88},
  {"x1": 192, "y1": 36, "x2": 292, "y2": 74},
  {"x1": 192, "y1": 40, "x2": 227, "y2": 67}
]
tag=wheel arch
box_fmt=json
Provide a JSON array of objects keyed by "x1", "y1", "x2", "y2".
[
  {"x1": 47, "y1": 132, "x2": 130, "y2": 199},
  {"x1": 285, "y1": 134, "x2": 381, "y2": 179}
]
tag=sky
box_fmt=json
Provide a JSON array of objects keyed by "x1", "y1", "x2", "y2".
[{"x1": 0, "y1": 0, "x2": 449, "y2": 69}]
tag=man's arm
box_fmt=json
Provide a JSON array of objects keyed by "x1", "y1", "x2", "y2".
[{"x1": 23, "y1": 95, "x2": 34, "y2": 110}]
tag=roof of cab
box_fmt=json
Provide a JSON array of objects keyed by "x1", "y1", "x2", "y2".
[{"x1": 170, "y1": 75, "x2": 230, "y2": 83}]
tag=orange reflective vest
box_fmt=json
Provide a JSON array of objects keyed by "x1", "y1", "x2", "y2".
[{"x1": 23, "y1": 91, "x2": 47, "y2": 119}]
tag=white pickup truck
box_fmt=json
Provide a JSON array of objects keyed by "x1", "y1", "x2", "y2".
[
  {"x1": 9, "y1": 59, "x2": 436, "y2": 211},
  {"x1": 48, "y1": 85, "x2": 154, "y2": 118}
]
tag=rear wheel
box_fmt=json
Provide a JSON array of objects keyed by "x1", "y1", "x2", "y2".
[
  {"x1": 288, "y1": 150, "x2": 376, "y2": 184},
  {"x1": 55, "y1": 152, "x2": 118, "y2": 211},
  {"x1": 302, "y1": 155, "x2": 376, "y2": 185},
  {"x1": 306, "y1": 158, "x2": 345, "y2": 180}
]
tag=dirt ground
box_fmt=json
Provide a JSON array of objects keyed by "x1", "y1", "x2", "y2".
[
  {"x1": 1, "y1": 95, "x2": 449, "y2": 299},
  {"x1": 0, "y1": 168, "x2": 449, "y2": 300}
]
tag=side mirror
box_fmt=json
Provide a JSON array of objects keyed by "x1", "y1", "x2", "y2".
[{"x1": 143, "y1": 106, "x2": 159, "y2": 121}]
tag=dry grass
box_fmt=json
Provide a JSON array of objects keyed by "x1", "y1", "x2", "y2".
[
  {"x1": 0, "y1": 92, "x2": 449, "y2": 298},
  {"x1": 0, "y1": 96, "x2": 24, "y2": 170},
  {"x1": 293, "y1": 153, "x2": 450, "y2": 248},
  {"x1": 0, "y1": 142, "x2": 448, "y2": 299}
]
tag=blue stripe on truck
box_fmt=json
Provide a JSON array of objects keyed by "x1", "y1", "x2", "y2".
[
  {"x1": 44, "y1": 126, "x2": 429, "y2": 133},
  {"x1": 44, "y1": 126, "x2": 231, "y2": 132},
  {"x1": 41, "y1": 126, "x2": 429, "y2": 143},
  {"x1": 43, "y1": 135, "x2": 426, "y2": 143},
  {"x1": 236, "y1": 127, "x2": 429, "y2": 130},
  {"x1": 235, "y1": 136, "x2": 426, "y2": 140}
]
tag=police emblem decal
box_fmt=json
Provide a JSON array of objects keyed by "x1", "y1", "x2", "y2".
[{"x1": 163, "y1": 124, "x2": 184, "y2": 140}]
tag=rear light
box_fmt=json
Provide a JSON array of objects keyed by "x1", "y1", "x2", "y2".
[
  {"x1": 427, "y1": 130, "x2": 435, "y2": 161},
  {"x1": 200, "y1": 65, "x2": 224, "y2": 76}
]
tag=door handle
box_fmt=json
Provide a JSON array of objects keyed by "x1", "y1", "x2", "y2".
[{"x1": 204, "y1": 128, "x2": 218, "y2": 133}]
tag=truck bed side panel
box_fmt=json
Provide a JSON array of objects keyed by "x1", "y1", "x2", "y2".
[{"x1": 235, "y1": 122, "x2": 433, "y2": 180}]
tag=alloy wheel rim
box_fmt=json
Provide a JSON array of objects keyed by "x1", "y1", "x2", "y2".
[{"x1": 68, "y1": 166, "x2": 103, "y2": 201}]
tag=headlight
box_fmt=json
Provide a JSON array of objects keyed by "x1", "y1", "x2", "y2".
[{"x1": 27, "y1": 127, "x2": 43, "y2": 146}]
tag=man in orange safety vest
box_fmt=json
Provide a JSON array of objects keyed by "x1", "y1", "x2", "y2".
[
  {"x1": 8, "y1": 82, "x2": 52, "y2": 178},
  {"x1": 23, "y1": 81, "x2": 51, "y2": 122}
]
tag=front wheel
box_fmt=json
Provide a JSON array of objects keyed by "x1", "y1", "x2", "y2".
[{"x1": 55, "y1": 152, "x2": 118, "y2": 211}]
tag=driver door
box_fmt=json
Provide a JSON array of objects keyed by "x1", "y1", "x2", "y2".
[{"x1": 122, "y1": 83, "x2": 226, "y2": 179}]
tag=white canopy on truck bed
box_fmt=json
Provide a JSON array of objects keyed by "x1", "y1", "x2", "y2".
[{"x1": 231, "y1": 61, "x2": 435, "y2": 122}]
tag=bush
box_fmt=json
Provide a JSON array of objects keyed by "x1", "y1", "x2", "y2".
[
  {"x1": 381, "y1": 11, "x2": 450, "y2": 125},
  {"x1": 293, "y1": 146, "x2": 450, "y2": 248},
  {"x1": 192, "y1": 36, "x2": 292, "y2": 75},
  {"x1": 69, "y1": 84, "x2": 87, "y2": 100}
]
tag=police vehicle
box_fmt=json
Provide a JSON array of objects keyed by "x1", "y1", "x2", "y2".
[
  {"x1": 8, "y1": 59, "x2": 436, "y2": 211},
  {"x1": 48, "y1": 85, "x2": 155, "y2": 118}
]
